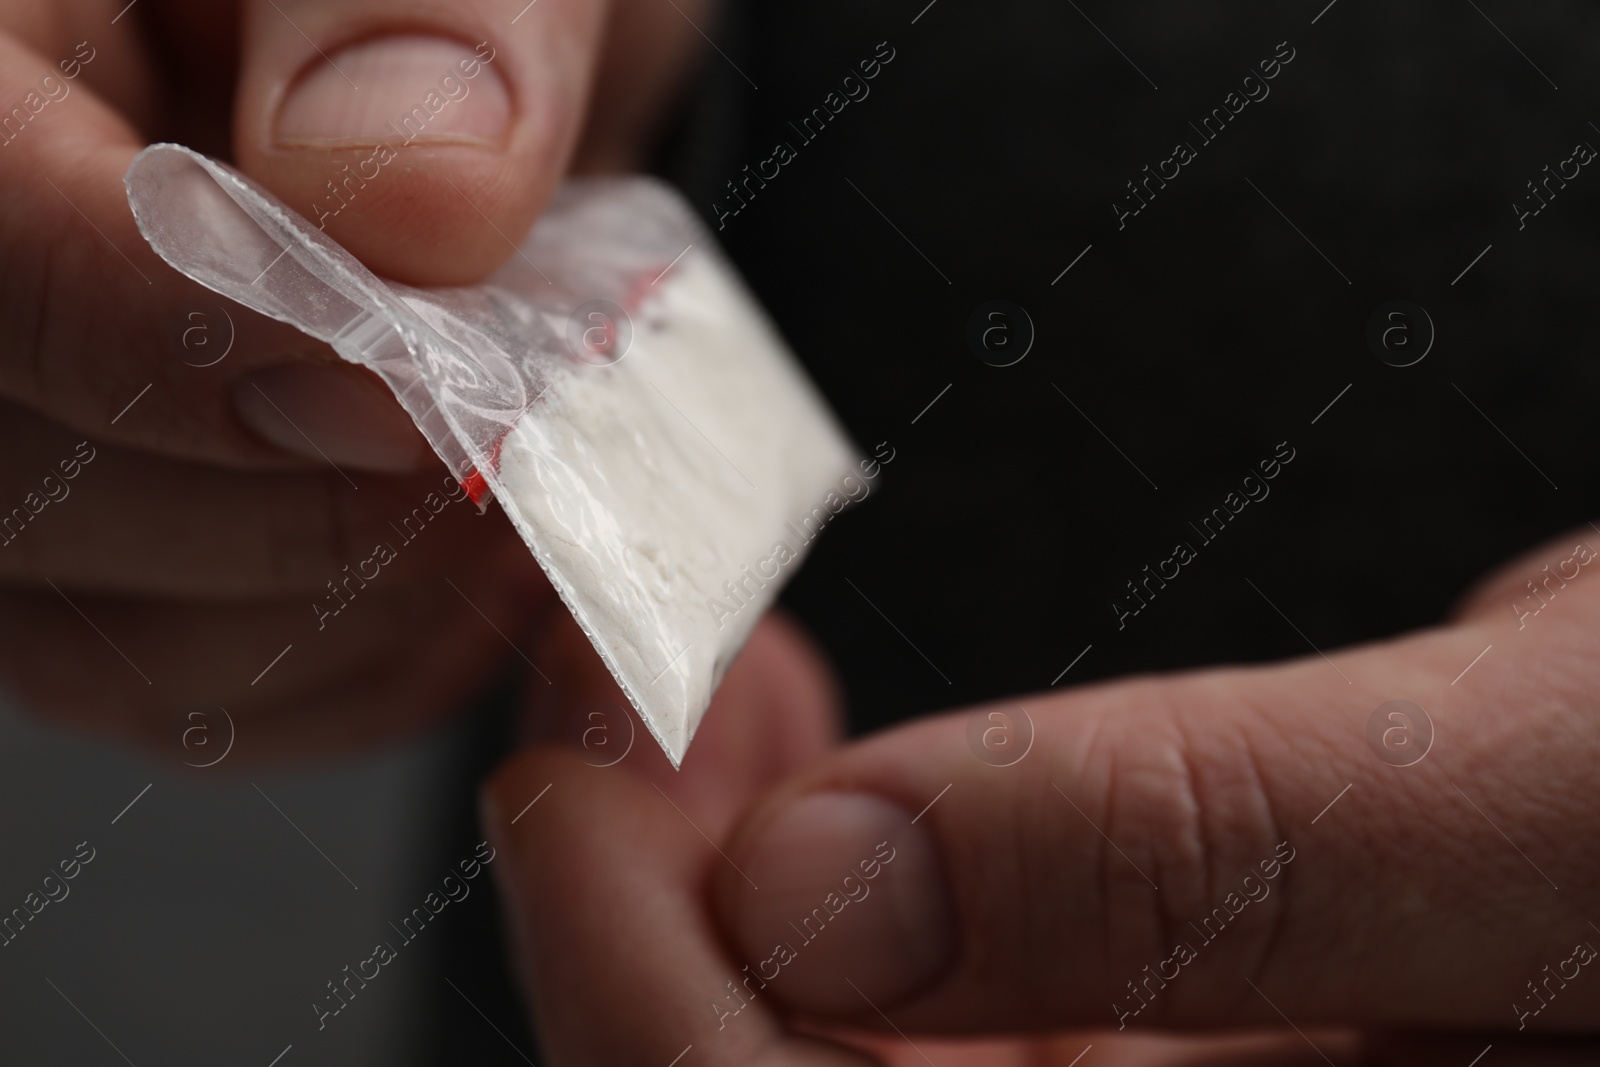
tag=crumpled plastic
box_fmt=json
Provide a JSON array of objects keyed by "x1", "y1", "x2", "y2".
[{"x1": 124, "y1": 143, "x2": 858, "y2": 766}]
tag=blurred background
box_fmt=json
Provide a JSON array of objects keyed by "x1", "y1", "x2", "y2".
[{"x1": 5, "y1": 0, "x2": 1600, "y2": 1061}]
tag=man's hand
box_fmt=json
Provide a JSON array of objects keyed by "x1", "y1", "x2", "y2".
[
  {"x1": 0, "y1": 0, "x2": 709, "y2": 758},
  {"x1": 485, "y1": 527, "x2": 1600, "y2": 1064}
]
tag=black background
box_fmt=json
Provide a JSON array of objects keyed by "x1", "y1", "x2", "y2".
[{"x1": 666, "y1": 0, "x2": 1600, "y2": 734}]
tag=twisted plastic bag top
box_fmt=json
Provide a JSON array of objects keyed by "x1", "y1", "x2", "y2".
[{"x1": 125, "y1": 144, "x2": 858, "y2": 765}]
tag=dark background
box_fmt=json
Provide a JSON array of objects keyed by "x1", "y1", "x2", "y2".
[
  {"x1": 441, "y1": 1, "x2": 1600, "y2": 1058},
  {"x1": 665, "y1": 0, "x2": 1599, "y2": 734}
]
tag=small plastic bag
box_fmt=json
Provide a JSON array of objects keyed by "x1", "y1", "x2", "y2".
[{"x1": 125, "y1": 144, "x2": 857, "y2": 765}]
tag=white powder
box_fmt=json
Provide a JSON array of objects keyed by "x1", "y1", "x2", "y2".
[
  {"x1": 491, "y1": 252, "x2": 856, "y2": 765},
  {"x1": 125, "y1": 145, "x2": 854, "y2": 767}
]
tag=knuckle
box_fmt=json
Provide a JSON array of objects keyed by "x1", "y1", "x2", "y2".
[{"x1": 1097, "y1": 679, "x2": 1290, "y2": 1024}]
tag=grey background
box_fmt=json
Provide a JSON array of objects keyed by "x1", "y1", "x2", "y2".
[{"x1": 0, "y1": 694, "x2": 481, "y2": 1066}]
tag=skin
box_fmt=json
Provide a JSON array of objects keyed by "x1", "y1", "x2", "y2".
[
  {"x1": 0, "y1": 0, "x2": 708, "y2": 759},
  {"x1": 6, "y1": 2, "x2": 1597, "y2": 1061},
  {"x1": 485, "y1": 526, "x2": 1600, "y2": 1064}
]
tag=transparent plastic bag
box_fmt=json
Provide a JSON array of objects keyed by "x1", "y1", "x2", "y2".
[{"x1": 125, "y1": 144, "x2": 858, "y2": 765}]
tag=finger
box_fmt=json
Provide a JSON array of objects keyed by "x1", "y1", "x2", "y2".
[
  {"x1": 1448, "y1": 524, "x2": 1598, "y2": 625},
  {"x1": 0, "y1": 399, "x2": 527, "y2": 598},
  {"x1": 517, "y1": 607, "x2": 844, "y2": 824},
  {"x1": 708, "y1": 617, "x2": 1600, "y2": 1033},
  {"x1": 0, "y1": 532, "x2": 550, "y2": 760},
  {"x1": 971, "y1": 1030, "x2": 1361, "y2": 1067},
  {"x1": 483, "y1": 615, "x2": 875, "y2": 1066},
  {"x1": 1085, "y1": 1030, "x2": 1360, "y2": 1067},
  {"x1": 838, "y1": 1030, "x2": 1359, "y2": 1067},
  {"x1": 570, "y1": 0, "x2": 708, "y2": 172},
  {"x1": 487, "y1": 746, "x2": 879, "y2": 1067},
  {"x1": 234, "y1": 0, "x2": 607, "y2": 285},
  {"x1": 0, "y1": 1, "x2": 154, "y2": 120},
  {"x1": 1368, "y1": 1031, "x2": 1599, "y2": 1066},
  {"x1": 0, "y1": 29, "x2": 433, "y2": 472}
]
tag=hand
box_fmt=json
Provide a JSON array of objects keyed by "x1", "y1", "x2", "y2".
[
  {"x1": 0, "y1": 0, "x2": 709, "y2": 759},
  {"x1": 484, "y1": 527, "x2": 1600, "y2": 1064}
]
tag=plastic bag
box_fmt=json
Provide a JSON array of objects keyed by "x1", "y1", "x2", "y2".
[{"x1": 125, "y1": 144, "x2": 858, "y2": 766}]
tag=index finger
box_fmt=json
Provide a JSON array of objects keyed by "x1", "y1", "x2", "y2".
[
  {"x1": 482, "y1": 613, "x2": 873, "y2": 1066},
  {"x1": 0, "y1": 31, "x2": 433, "y2": 473}
]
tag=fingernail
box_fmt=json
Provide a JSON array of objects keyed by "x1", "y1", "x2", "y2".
[
  {"x1": 720, "y1": 792, "x2": 955, "y2": 1014},
  {"x1": 275, "y1": 35, "x2": 510, "y2": 148},
  {"x1": 233, "y1": 362, "x2": 431, "y2": 472}
]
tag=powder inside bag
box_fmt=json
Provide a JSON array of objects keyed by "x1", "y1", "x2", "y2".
[
  {"x1": 491, "y1": 252, "x2": 856, "y2": 764},
  {"x1": 122, "y1": 143, "x2": 858, "y2": 768}
]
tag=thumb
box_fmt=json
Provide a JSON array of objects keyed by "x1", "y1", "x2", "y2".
[
  {"x1": 479, "y1": 613, "x2": 864, "y2": 1066},
  {"x1": 710, "y1": 618, "x2": 1600, "y2": 1034},
  {"x1": 233, "y1": 0, "x2": 605, "y2": 285}
]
